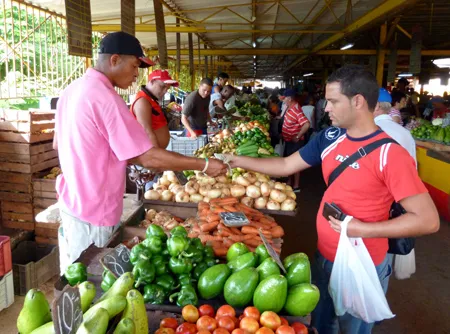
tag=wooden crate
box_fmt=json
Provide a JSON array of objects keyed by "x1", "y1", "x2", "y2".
[
  {"x1": 1, "y1": 201, "x2": 34, "y2": 231},
  {"x1": 0, "y1": 109, "x2": 55, "y2": 144},
  {"x1": 35, "y1": 236, "x2": 58, "y2": 245},
  {"x1": 32, "y1": 173, "x2": 57, "y2": 200},
  {"x1": 0, "y1": 141, "x2": 58, "y2": 174},
  {"x1": 35, "y1": 221, "x2": 59, "y2": 239}
]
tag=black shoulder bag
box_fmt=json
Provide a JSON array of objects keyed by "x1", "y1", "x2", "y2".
[{"x1": 327, "y1": 137, "x2": 415, "y2": 256}]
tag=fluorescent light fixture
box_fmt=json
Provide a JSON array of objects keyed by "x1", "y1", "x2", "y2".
[
  {"x1": 340, "y1": 43, "x2": 354, "y2": 50},
  {"x1": 433, "y1": 58, "x2": 450, "y2": 68},
  {"x1": 253, "y1": 55, "x2": 256, "y2": 59},
  {"x1": 252, "y1": 42, "x2": 256, "y2": 48},
  {"x1": 298, "y1": 80, "x2": 304, "y2": 83},
  {"x1": 398, "y1": 73, "x2": 413, "y2": 77},
  {"x1": 303, "y1": 73, "x2": 314, "y2": 77}
]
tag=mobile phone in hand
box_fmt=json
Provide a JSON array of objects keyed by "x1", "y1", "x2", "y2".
[{"x1": 322, "y1": 202, "x2": 347, "y2": 221}]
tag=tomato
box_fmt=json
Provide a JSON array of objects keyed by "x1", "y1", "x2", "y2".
[
  {"x1": 291, "y1": 322, "x2": 308, "y2": 334},
  {"x1": 243, "y1": 307, "x2": 260, "y2": 321},
  {"x1": 156, "y1": 329, "x2": 176, "y2": 334},
  {"x1": 239, "y1": 317, "x2": 260, "y2": 334},
  {"x1": 216, "y1": 305, "x2": 236, "y2": 320},
  {"x1": 259, "y1": 311, "x2": 281, "y2": 331},
  {"x1": 238, "y1": 314, "x2": 245, "y2": 323},
  {"x1": 230, "y1": 316, "x2": 239, "y2": 328},
  {"x1": 182, "y1": 305, "x2": 200, "y2": 323},
  {"x1": 176, "y1": 323, "x2": 197, "y2": 334},
  {"x1": 197, "y1": 331, "x2": 212, "y2": 334},
  {"x1": 280, "y1": 317, "x2": 289, "y2": 327},
  {"x1": 255, "y1": 327, "x2": 275, "y2": 334},
  {"x1": 161, "y1": 318, "x2": 179, "y2": 330},
  {"x1": 231, "y1": 329, "x2": 246, "y2": 334},
  {"x1": 199, "y1": 304, "x2": 216, "y2": 318},
  {"x1": 214, "y1": 329, "x2": 230, "y2": 334},
  {"x1": 217, "y1": 316, "x2": 236, "y2": 332},
  {"x1": 275, "y1": 325, "x2": 295, "y2": 334},
  {"x1": 197, "y1": 316, "x2": 218, "y2": 332}
]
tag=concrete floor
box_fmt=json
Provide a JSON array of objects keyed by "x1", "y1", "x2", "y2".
[{"x1": 1, "y1": 166, "x2": 449, "y2": 333}]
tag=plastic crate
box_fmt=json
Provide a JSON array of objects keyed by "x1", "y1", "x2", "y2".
[
  {"x1": 0, "y1": 271, "x2": 14, "y2": 312},
  {"x1": 167, "y1": 134, "x2": 207, "y2": 157},
  {"x1": 12, "y1": 241, "x2": 59, "y2": 296},
  {"x1": 0, "y1": 236, "x2": 12, "y2": 277}
]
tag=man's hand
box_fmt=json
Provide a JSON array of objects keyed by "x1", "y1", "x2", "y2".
[
  {"x1": 205, "y1": 159, "x2": 227, "y2": 177},
  {"x1": 328, "y1": 216, "x2": 364, "y2": 237},
  {"x1": 291, "y1": 136, "x2": 300, "y2": 143},
  {"x1": 222, "y1": 154, "x2": 239, "y2": 168},
  {"x1": 190, "y1": 132, "x2": 198, "y2": 139}
]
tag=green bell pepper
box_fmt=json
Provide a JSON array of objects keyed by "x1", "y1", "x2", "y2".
[
  {"x1": 155, "y1": 274, "x2": 178, "y2": 293},
  {"x1": 205, "y1": 257, "x2": 219, "y2": 268},
  {"x1": 151, "y1": 255, "x2": 167, "y2": 276},
  {"x1": 193, "y1": 262, "x2": 209, "y2": 280},
  {"x1": 203, "y1": 246, "x2": 215, "y2": 259},
  {"x1": 142, "y1": 236, "x2": 163, "y2": 254},
  {"x1": 143, "y1": 284, "x2": 166, "y2": 304},
  {"x1": 100, "y1": 269, "x2": 116, "y2": 292},
  {"x1": 161, "y1": 246, "x2": 170, "y2": 259},
  {"x1": 132, "y1": 259, "x2": 156, "y2": 288},
  {"x1": 189, "y1": 237, "x2": 204, "y2": 250},
  {"x1": 185, "y1": 245, "x2": 203, "y2": 263},
  {"x1": 146, "y1": 224, "x2": 167, "y2": 241},
  {"x1": 167, "y1": 235, "x2": 189, "y2": 257},
  {"x1": 170, "y1": 226, "x2": 188, "y2": 237},
  {"x1": 64, "y1": 262, "x2": 87, "y2": 286},
  {"x1": 177, "y1": 273, "x2": 193, "y2": 287},
  {"x1": 130, "y1": 244, "x2": 152, "y2": 266},
  {"x1": 169, "y1": 256, "x2": 193, "y2": 275},
  {"x1": 169, "y1": 285, "x2": 198, "y2": 307}
]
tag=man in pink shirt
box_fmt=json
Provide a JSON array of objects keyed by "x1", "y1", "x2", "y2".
[{"x1": 54, "y1": 32, "x2": 226, "y2": 273}]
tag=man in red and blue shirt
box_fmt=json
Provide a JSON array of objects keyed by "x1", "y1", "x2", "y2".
[{"x1": 226, "y1": 65, "x2": 439, "y2": 334}]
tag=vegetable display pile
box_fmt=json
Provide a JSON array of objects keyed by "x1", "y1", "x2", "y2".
[
  {"x1": 139, "y1": 209, "x2": 184, "y2": 232},
  {"x1": 144, "y1": 171, "x2": 297, "y2": 212},
  {"x1": 410, "y1": 122, "x2": 450, "y2": 145},
  {"x1": 186, "y1": 198, "x2": 284, "y2": 257},
  {"x1": 157, "y1": 304, "x2": 311, "y2": 334}
]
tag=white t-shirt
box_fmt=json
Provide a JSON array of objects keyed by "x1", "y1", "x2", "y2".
[
  {"x1": 209, "y1": 92, "x2": 222, "y2": 116},
  {"x1": 302, "y1": 105, "x2": 315, "y2": 129},
  {"x1": 375, "y1": 114, "x2": 417, "y2": 166}
]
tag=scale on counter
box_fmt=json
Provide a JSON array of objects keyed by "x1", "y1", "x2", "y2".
[{"x1": 127, "y1": 166, "x2": 157, "y2": 203}]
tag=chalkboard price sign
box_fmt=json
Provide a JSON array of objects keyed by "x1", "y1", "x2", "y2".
[
  {"x1": 259, "y1": 230, "x2": 286, "y2": 274},
  {"x1": 52, "y1": 285, "x2": 83, "y2": 334},
  {"x1": 100, "y1": 243, "x2": 133, "y2": 278}
]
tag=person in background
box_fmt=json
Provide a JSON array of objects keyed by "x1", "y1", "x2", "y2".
[
  {"x1": 209, "y1": 85, "x2": 235, "y2": 117},
  {"x1": 281, "y1": 88, "x2": 310, "y2": 192},
  {"x1": 268, "y1": 95, "x2": 281, "y2": 117},
  {"x1": 302, "y1": 96, "x2": 316, "y2": 132},
  {"x1": 130, "y1": 69, "x2": 179, "y2": 148},
  {"x1": 224, "y1": 65, "x2": 439, "y2": 334},
  {"x1": 389, "y1": 90, "x2": 406, "y2": 124},
  {"x1": 54, "y1": 32, "x2": 227, "y2": 274},
  {"x1": 182, "y1": 78, "x2": 213, "y2": 138},
  {"x1": 212, "y1": 72, "x2": 229, "y2": 93},
  {"x1": 430, "y1": 96, "x2": 449, "y2": 120}
]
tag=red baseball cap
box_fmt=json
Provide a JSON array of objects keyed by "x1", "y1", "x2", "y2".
[{"x1": 148, "y1": 70, "x2": 179, "y2": 87}]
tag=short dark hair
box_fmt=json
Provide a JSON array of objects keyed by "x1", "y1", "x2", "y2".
[
  {"x1": 218, "y1": 72, "x2": 229, "y2": 79},
  {"x1": 327, "y1": 65, "x2": 379, "y2": 111},
  {"x1": 391, "y1": 91, "x2": 406, "y2": 105},
  {"x1": 200, "y1": 77, "x2": 213, "y2": 86}
]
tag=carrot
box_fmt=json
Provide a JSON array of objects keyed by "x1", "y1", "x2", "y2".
[
  {"x1": 200, "y1": 221, "x2": 220, "y2": 232},
  {"x1": 207, "y1": 213, "x2": 220, "y2": 223},
  {"x1": 247, "y1": 246, "x2": 256, "y2": 252},
  {"x1": 222, "y1": 205, "x2": 239, "y2": 212},
  {"x1": 212, "y1": 246, "x2": 228, "y2": 257},
  {"x1": 243, "y1": 234, "x2": 257, "y2": 241},
  {"x1": 271, "y1": 226, "x2": 285, "y2": 238},
  {"x1": 260, "y1": 217, "x2": 274, "y2": 225},
  {"x1": 191, "y1": 225, "x2": 201, "y2": 234},
  {"x1": 198, "y1": 202, "x2": 209, "y2": 210},
  {"x1": 223, "y1": 238, "x2": 234, "y2": 247},
  {"x1": 228, "y1": 234, "x2": 248, "y2": 242},
  {"x1": 244, "y1": 239, "x2": 263, "y2": 247},
  {"x1": 272, "y1": 245, "x2": 281, "y2": 254},
  {"x1": 260, "y1": 229, "x2": 273, "y2": 238},
  {"x1": 218, "y1": 223, "x2": 232, "y2": 232},
  {"x1": 199, "y1": 234, "x2": 222, "y2": 243},
  {"x1": 230, "y1": 227, "x2": 242, "y2": 235},
  {"x1": 188, "y1": 232, "x2": 199, "y2": 238},
  {"x1": 248, "y1": 221, "x2": 268, "y2": 229},
  {"x1": 218, "y1": 229, "x2": 232, "y2": 237},
  {"x1": 210, "y1": 206, "x2": 227, "y2": 213},
  {"x1": 210, "y1": 197, "x2": 239, "y2": 206},
  {"x1": 241, "y1": 226, "x2": 260, "y2": 235}
]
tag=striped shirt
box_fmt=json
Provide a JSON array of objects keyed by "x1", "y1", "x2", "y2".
[
  {"x1": 389, "y1": 108, "x2": 401, "y2": 121},
  {"x1": 282, "y1": 103, "x2": 309, "y2": 141}
]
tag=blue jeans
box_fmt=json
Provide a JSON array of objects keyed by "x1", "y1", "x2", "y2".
[{"x1": 311, "y1": 251, "x2": 392, "y2": 334}]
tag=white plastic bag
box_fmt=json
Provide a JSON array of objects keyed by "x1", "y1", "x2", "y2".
[
  {"x1": 394, "y1": 250, "x2": 416, "y2": 280},
  {"x1": 274, "y1": 139, "x2": 285, "y2": 157},
  {"x1": 329, "y1": 216, "x2": 395, "y2": 323}
]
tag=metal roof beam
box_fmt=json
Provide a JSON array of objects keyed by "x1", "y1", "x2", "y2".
[{"x1": 91, "y1": 24, "x2": 341, "y2": 34}]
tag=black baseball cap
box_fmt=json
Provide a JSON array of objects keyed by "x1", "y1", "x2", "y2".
[{"x1": 99, "y1": 31, "x2": 155, "y2": 68}]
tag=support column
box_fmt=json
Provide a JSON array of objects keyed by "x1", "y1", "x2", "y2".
[
  {"x1": 204, "y1": 45, "x2": 208, "y2": 78},
  {"x1": 188, "y1": 33, "x2": 195, "y2": 91},
  {"x1": 176, "y1": 18, "x2": 180, "y2": 80},
  {"x1": 153, "y1": 0, "x2": 168, "y2": 68},
  {"x1": 376, "y1": 23, "x2": 387, "y2": 86}
]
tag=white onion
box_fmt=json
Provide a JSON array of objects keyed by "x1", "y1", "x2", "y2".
[
  {"x1": 216, "y1": 175, "x2": 229, "y2": 184},
  {"x1": 164, "y1": 171, "x2": 178, "y2": 183},
  {"x1": 281, "y1": 198, "x2": 297, "y2": 211},
  {"x1": 175, "y1": 191, "x2": 190, "y2": 203},
  {"x1": 144, "y1": 190, "x2": 160, "y2": 200},
  {"x1": 254, "y1": 197, "x2": 268, "y2": 209},
  {"x1": 185, "y1": 181, "x2": 198, "y2": 195},
  {"x1": 243, "y1": 172, "x2": 257, "y2": 184},
  {"x1": 207, "y1": 189, "x2": 222, "y2": 199},
  {"x1": 221, "y1": 188, "x2": 231, "y2": 197},
  {"x1": 274, "y1": 182, "x2": 286, "y2": 191},
  {"x1": 285, "y1": 185, "x2": 293, "y2": 192},
  {"x1": 270, "y1": 189, "x2": 287, "y2": 203},
  {"x1": 230, "y1": 185, "x2": 246, "y2": 197},
  {"x1": 246, "y1": 185, "x2": 261, "y2": 199},
  {"x1": 260, "y1": 183, "x2": 271, "y2": 197},
  {"x1": 199, "y1": 185, "x2": 212, "y2": 196},
  {"x1": 286, "y1": 191, "x2": 296, "y2": 200},
  {"x1": 160, "y1": 190, "x2": 173, "y2": 201},
  {"x1": 203, "y1": 197, "x2": 211, "y2": 203},
  {"x1": 159, "y1": 175, "x2": 171, "y2": 186},
  {"x1": 171, "y1": 185, "x2": 184, "y2": 194},
  {"x1": 256, "y1": 173, "x2": 270, "y2": 183},
  {"x1": 235, "y1": 175, "x2": 250, "y2": 187},
  {"x1": 190, "y1": 194, "x2": 204, "y2": 203},
  {"x1": 241, "y1": 197, "x2": 254, "y2": 207},
  {"x1": 267, "y1": 200, "x2": 281, "y2": 210},
  {"x1": 168, "y1": 182, "x2": 180, "y2": 191}
]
